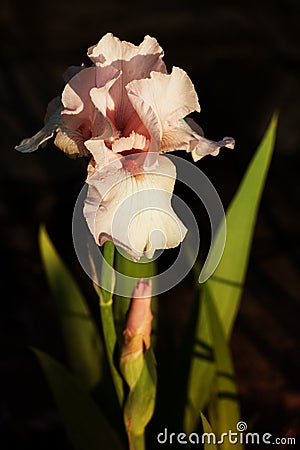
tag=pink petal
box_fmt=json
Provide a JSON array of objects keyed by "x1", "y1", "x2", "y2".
[
  {"x1": 191, "y1": 135, "x2": 235, "y2": 161},
  {"x1": 162, "y1": 118, "x2": 235, "y2": 161},
  {"x1": 61, "y1": 65, "x2": 120, "y2": 140},
  {"x1": 88, "y1": 33, "x2": 165, "y2": 69},
  {"x1": 84, "y1": 138, "x2": 122, "y2": 169},
  {"x1": 127, "y1": 67, "x2": 200, "y2": 153},
  {"x1": 54, "y1": 126, "x2": 89, "y2": 158},
  {"x1": 124, "y1": 279, "x2": 153, "y2": 350},
  {"x1": 88, "y1": 33, "x2": 166, "y2": 132},
  {"x1": 83, "y1": 154, "x2": 187, "y2": 260},
  {"x1": 111, "y1": 132, "x2": 148, "y2": 153},
  {"x1": 63, "y1": 65, "x2": 85, "y2": 83}
]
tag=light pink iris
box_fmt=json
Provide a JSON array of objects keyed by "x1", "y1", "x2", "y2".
[{"x1": 15, "y1": 33, "x2": 235, "y2": 259}]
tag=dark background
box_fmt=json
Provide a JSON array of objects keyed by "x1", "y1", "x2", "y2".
[{"x1": 1, "y1": 0, "x2": 300, "y2": 448}]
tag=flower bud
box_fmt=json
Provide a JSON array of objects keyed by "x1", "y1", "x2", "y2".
[{"x1": 120, "y1": 279, "x2": 153, "y2": 388}]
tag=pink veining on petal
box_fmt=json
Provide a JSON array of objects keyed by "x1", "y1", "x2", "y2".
[
  {"x1": 61, "y1": 65, "x2": 120, "y2": 142},
  {"x1": 84, "y1": 153, "x2": 187, "y2": 260},
  {"x1": 126, "y1": 67, "x2": 200, "y2": 154},
  {"x1": 87, "y1": 33, "x2": 166, "y2": 134}
]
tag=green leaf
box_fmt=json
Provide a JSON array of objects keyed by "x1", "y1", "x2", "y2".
[
  {"x1": 203, "y1": 287, "x2": 242, "y2": 450},
  {"x1": 200, "y1": 412, "x2": 217, "y2": 450},
  {"x1": 39, "y1": 225, "x2": 103, "y2": 390},
  {"x1": 202, "y1": 114, "x2": 278, "y2": 334},
  {"x1": 124, "y1": 348, "x2": 157, "y2": 443},
  {"x1": 32, "y1": 348, "x2": 124, "y2": 450},
  {"x1": 185, "y1": 115, "x2": 278, "y2": 432}
]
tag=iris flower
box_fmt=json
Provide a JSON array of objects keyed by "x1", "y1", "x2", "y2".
[{"x1": 16, "y1": 33, "x2": 234, "y2": 259}]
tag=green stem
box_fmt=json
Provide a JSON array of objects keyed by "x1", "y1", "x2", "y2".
[
  {"x1": 94, "y1": 241, "x2": 124, "y2": 406},
  {"x1": 128, "y1": 433, "x2": 145, "y2": 450}
]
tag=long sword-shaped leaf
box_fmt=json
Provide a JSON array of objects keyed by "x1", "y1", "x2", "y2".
[
  {"x1": 185, "y1": 115, "x2": 278, "y2": 432},
  {"x1": 39, "y1": 226, "x2": 103, "y2": 390},
  {"x1": 32, "y1": 348, "x2": 124, "y2": 450},
  {"x1": 201, "y1": 114, "x2": 278, "y2": 332},
  {"x1": 200, "y1": 412, "x2": 217, "y2": 450},
  {"x1": 123, "y1": 348, "x2": 157, "y2": 450},
  {"x1": 204, "y1": 286, "x2": 242, "y2": 450}
]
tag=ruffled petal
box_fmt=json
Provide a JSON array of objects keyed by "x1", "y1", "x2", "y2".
[
  {"x1": 83, "y1": 154, "x2": 187, "y2": 260},
  {"x1": 61, "y1": 65, "x2": 120, "y2": 140},
  {"x1": 191, "y1": 135, "x2": 235, "y2": 161},
  {"x1": 54, "y1": 126, "x2": 89, "y2": 158},
  {"x1": 84, "y1": 139, "x2": 122, "y2": 169},
  {"x1": 88, "y1": 33, "x2": 166, "y2": 132},
  {"x1": 88, "y1": 33, "x2": 165, "y2": 69},
  {"x1": 127, "y1": 66, "x2": 200, "y2": 142},
  {"x1": 15, "y1": 108, "x2": 61, "y2": 153},
  {"x1": 160, "y1": 119, "x2": 200, "y2": 153},
  {"x1": 160, "y1": 118, "x2": 235, "y2": 161},
  {"x1": 126, "y1": 67, "x2": 200, "y2": 163},
  {"x1": 15, "y1": 105, "x2": 90, "y2": 158},
  {"x1": 111, "y1": 132, "x2": 148, "y2": 153}
]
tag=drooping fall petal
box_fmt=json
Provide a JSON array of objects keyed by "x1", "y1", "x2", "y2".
[{"x1": 83, "y1": 154, "x2": 187, "y2": 260}]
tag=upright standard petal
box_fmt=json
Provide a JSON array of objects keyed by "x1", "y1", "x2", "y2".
[
  {"x1": 83, "y1": 154, "x2": 187, "y2": 260},
  {"x1": 61, "y1": 65, "x2": 120, "y2": 138},
  {"x1": 15, "y1": 65, "x2": 121, "y2": 158},
  {"x1": 126, "y1": 67, "x2": 200, "y2": 153},
  {"x1": 88, "y1": 33, "x2": 165, "y2": 69},
  {"x1": 127, "y1": 69, "x2": 235, "y2": 159},
  {"x1": 88, "y1": 33, "x2": 166, "y2": 132}
]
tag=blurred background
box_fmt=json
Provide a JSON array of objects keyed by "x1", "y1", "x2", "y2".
[{"x1": 1, "y1": 0, "x2": 300, "y2": 448}]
